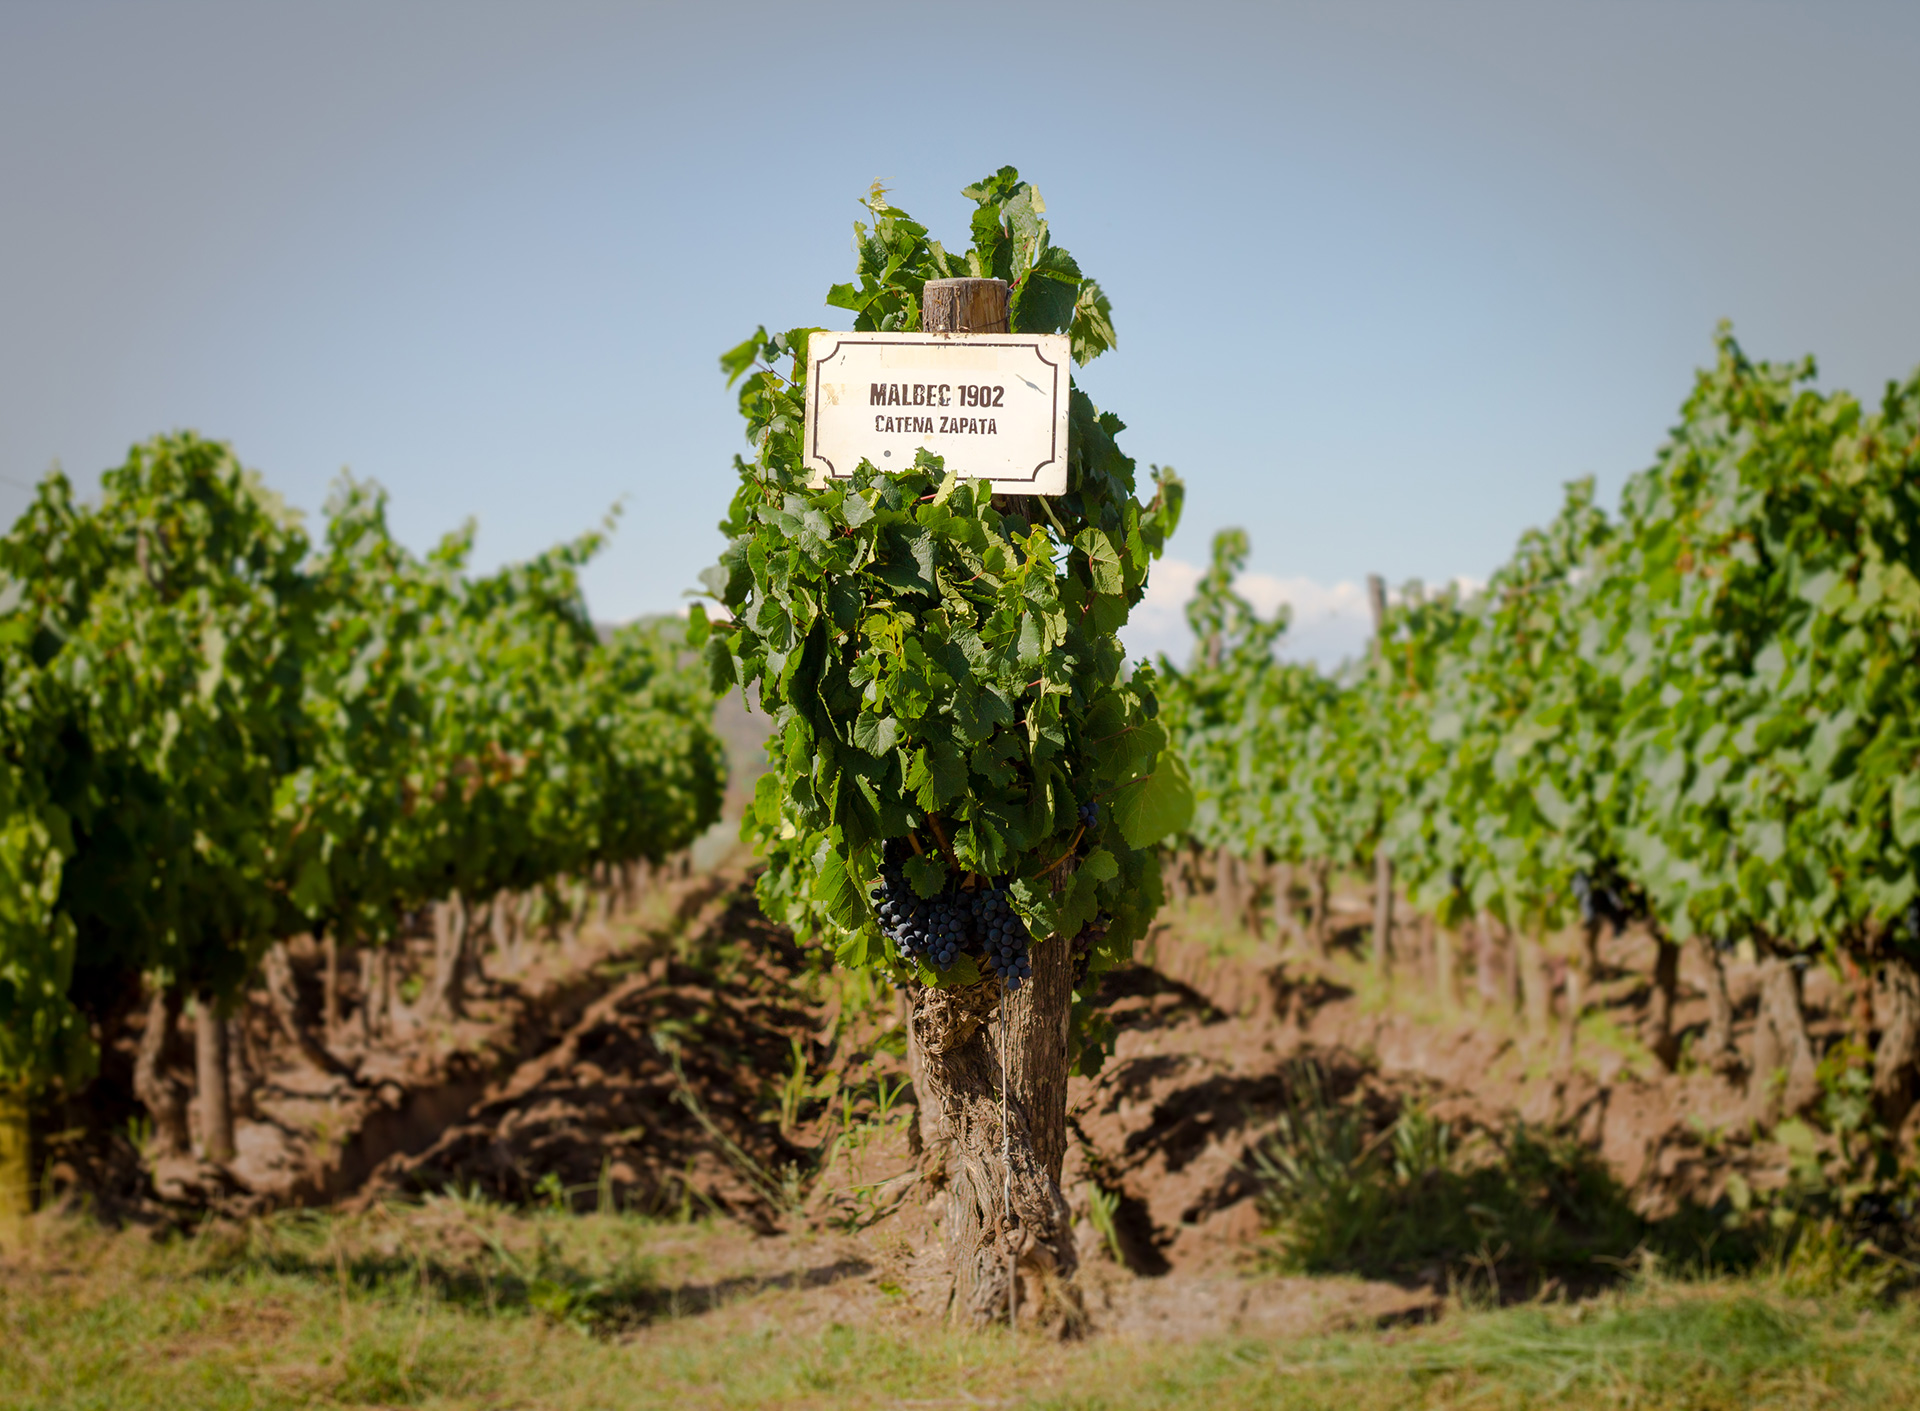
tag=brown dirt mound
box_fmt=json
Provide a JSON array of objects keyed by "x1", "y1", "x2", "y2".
[
  {"x1": 34, "y1": 865, "x2": 738, "y2": 1224},
  {"x1": 46, "y1": 861, "x2": 1846, "y2": 1341},
  {"x1": 338, "y1": 876, "x2": 1800, "y2": 1305},
  {"x1": 359, "y1": 891, "x2": 825, "y2": 1229}
]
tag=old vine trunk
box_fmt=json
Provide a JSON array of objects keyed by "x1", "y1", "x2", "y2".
[
  {"x1": 133, "y1": 985, "x2": 190, "y2": 1160},
  {"x1": 1645, "y1": 936, "x2": 1681, "y2": 1071},
  {"x1": 1873, "y1": 954, "x2": 1920, "y2": 1131},
  {"x1": 1751, "y1": 955, "x2": 1820, "y2": 1123},
  {"x1": 193, "y1": 994, "x2": 234, "y2": 1164},
  {"x1": 907, "y1": 947, "x2": 1077, "y2": 1328}
]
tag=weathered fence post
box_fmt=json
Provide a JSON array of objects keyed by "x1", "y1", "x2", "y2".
[{"x1": 1367, "y1": 573, "x2": 1394, "y2": 979}]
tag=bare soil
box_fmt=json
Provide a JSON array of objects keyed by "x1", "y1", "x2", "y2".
[{"x1": 35, "y1": 863, "x2": 1846, "y2": 1341}]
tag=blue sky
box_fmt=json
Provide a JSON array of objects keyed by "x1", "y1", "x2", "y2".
[{"x1": 5, "y1": 1, "x2": 1917, "y2": 666}]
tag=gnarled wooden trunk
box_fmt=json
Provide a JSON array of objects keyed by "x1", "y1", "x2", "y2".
[
  {"x1": 1434, "y1": 924, "x2": 1457, "y2": 1009},
  {"x1": 1473, "y1": 915, "x2": 1503, "y2": 1009},
  {"x1": 1750, "y1": 956, "x2": 1819, "y2": 1123},
  {"x1": 904, "y1": 276, "x2": 1083, "y2": 1329},
  {"x1": 1873, "y1": 954, "x2": 1920, "y2": 1131},
  {"x1": 427, "y1": 891, "x2": 472, "y2": 1018},
  {"x1": 907, "y1": 932, "x2": 1077, "y2": 1329},
  {"x1": 1694, "y1": 935, "x2": 1742, "y2": 1076},
  {"x1": 1371, "y1": 849, "x2": 1394, "y2": 978},
  {"x1": 192, "y1": 993, "x2": 234, "y2": 1164},
  {"x1": 1310, "y1": 861, "x2": 1333, "y2": 958},
  {"x1": 1517, "y1": 930, "x2": 1552, "y2": 1039},
  {"x1": 133, "y1": 985, "x2": 191, "y2": 1159},
  {"x1": 264, "y1": 943, "x2": 356, "y2": 1079},
  {"x1": 1644, "y1": 936, "x2": 1681, "y2": 1071}
]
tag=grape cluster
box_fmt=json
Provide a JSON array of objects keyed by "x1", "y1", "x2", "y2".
[
  {"x1": 869, "y1": 840, "x2": 1033, "y2": 988},
  {"x1": 969, "y1": 883, "x2": 1033, "y2": 990},
  {"x1": 1571, "y1": 868, "x2": 1640, "y2": 931},
  {"x1": 1905, "y1": 897, "x2": 1920, "y2": 949},
  {"x1": 923, "y1": 895, "x2": 969, "y2": 970},
  {"x1": 1077, "y1": 799, "x2": 1101, "y2": 829},
  {"x1": 871, "y1": 859, "x2": 942, "y2": 967}
]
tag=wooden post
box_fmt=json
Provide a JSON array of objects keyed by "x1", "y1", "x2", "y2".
[
  {"x1": 0, "y1": 1080, "x2": 28, "y2": 1252},
  {"x1": 1367, "y1": 574, "x2": 1394, "y2": 979},
  {"x1": 908, "y1": 275, "x2": 1077, "y2": 1326},
  {"x1": 924, "y1": 278, "x2": 1010, "y2": 335}
]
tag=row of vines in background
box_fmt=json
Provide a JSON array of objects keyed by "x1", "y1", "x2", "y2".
[
  {"x1": 0, "y1": 435, "x2": 725, "y2": 1229},
  {"x1": 1160, "y1": 329, "x2": 1920, "y2": 1216}
]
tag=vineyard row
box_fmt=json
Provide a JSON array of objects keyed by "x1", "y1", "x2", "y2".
[
  {"x1": 1158, "y1": 331, "x2": 1920, "y2": 1168},
  {"x1": 0, "y1": 434, "x2": 726, "y2": 1227}
]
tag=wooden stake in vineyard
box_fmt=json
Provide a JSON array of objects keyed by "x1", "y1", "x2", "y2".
[
  {"x1": 0, "y1": 1080, "x2": 27, "y2": 1252},
  {"x1": 1367, "y1": 573, "x2": 1394, "y2": 978}
]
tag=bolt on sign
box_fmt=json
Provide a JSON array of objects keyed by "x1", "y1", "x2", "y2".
[{"x1": 804, "y1": 331, "x2": 1071, "y2": 495}]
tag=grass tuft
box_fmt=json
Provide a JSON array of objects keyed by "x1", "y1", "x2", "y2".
[{"x1": 1246, "y1": 1059, "x2": 1740, "y2": 1291}]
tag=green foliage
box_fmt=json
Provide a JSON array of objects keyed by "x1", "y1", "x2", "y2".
[
  {"x1": 3, "y1": 434, "x2": 310, "y2": 1014},
  {"x1": 1162, "y1": 327, "x2": 1920, "y2": 964},
  {"x1": 1157, "y1": 529, "x2": 1336, "y2": 871},
  {"x1": 1593, "y1": 332, "x2": 1920, "y2": 952},
  {"x1": 0, "y1": 536, "x2": 85, "y2": 1091},
  {"x1": 275, "y1": 481, "x2": 725, "y2": 955},
  {"x1": 696, "y1": 169, "x2": 1187, "y2": 998},
  {"x1": 0, "y1": 434, "x2": 724, "y2": 1092},
  {"x1": 0, "y1": 756, "x2": 84, "y2": 1091}
]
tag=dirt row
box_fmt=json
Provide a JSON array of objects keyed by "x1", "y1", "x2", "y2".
[
  {"x1": 36, "y1": 866, "x2": 739, "y2": 1222},
  {"x1": 38, "y1": 863, "x2": 1827, "y2": 1340}
]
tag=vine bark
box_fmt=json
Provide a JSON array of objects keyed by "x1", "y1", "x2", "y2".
[{"x1": 1873, "y1": 954, "x2": 1920, "y2": 1131}]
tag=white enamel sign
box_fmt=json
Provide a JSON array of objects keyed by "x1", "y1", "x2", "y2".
[{"x1": 804, "y1": 331, "x2": 1071, "y2": 495}]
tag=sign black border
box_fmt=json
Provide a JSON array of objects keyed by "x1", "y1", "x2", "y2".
[{"x1": 804, "y1": 334, "x2": 1064, "y2": 484}]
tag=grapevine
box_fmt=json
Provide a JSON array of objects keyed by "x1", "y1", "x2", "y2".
[
  {"x1": 1158, "y1": 325, "x2": 1920, "y2": 1147},
  {"x1": 0, "y1": 434, "x2": 726, "y2": 1197},
  {"x1": 693, "y1": 168, "x2": 1190, "y2": 1026},
  {"x1": 692, "y1": 167, "x2": 1190, "y2": 1317}
]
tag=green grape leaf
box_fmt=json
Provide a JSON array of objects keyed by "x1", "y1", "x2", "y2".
[{"x1": 1113, "y1": 751, "x2": 1195, "y2": 849}]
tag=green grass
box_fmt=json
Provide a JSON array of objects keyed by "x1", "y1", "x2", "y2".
[
  {"x1": 5, "y1": 1203, "x2": 1920, "y2": 1409},
  {"x1": 1245, "y1": 1060, "x2": 1745, "y2": 1289}
]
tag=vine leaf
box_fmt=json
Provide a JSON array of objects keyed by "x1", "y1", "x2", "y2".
[
  {"x1": 1076, "y1": 528, "x2": 1125, "y2": 596},
  {"x1": 814, "y1": 849, "x2": 868, "y2": 930},
  {"x1": 903, "y1": 853, "x2": 947, "y2": 899},
  {"x1": 1113, "y1": 751, "x2": 1195, "y2": 849},
  {"x1": 1895, "y1": 777, "x2": 1920, "y2": 849},
  {"x1": 853, "y1": 712, "x2": 900, "y2": 756}
]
